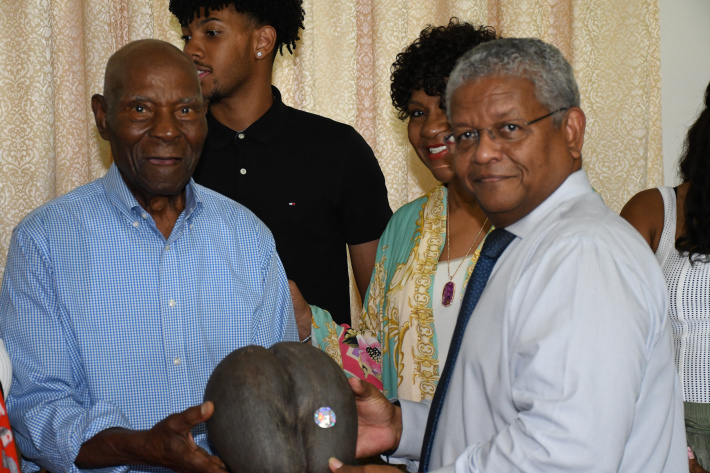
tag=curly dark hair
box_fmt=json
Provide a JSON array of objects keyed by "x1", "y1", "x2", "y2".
[
  {"x1": 168, "y1": 0, "x2": 305, "y2": 55},
  {"x1": 676, "y1": 79, "x2": 710, "y2": 261},
  {"x1": 390, "y1": 18, "x2": 498, "y2": 120}
]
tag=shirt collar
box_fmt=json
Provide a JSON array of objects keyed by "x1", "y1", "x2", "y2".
[
  {"x1": 102, "y1": 163, "x2": 202, "y2": 222},
  {"x1": 204, "y1": 85, "x2": 288, "y2": 149},
  {"x1": 505, "y1": 169, "x2": 593, "y2": 239}
]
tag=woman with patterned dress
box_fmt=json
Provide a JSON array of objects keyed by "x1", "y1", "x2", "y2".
[
  {"x1": 621, "y1": 79, "x2": 710, "y2": 473},
  {"x1": 290, "y1": 19, "x2": 498, "y2": 403}
]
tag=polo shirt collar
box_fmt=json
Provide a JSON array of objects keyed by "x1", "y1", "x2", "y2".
[{"x1": 205, "y1": 85, "x2": 288, "y2": 149}]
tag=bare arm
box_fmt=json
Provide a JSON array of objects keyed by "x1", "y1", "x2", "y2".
[
  {"x1": 619, "y1": 188, "x2": 665, "y2": 253},
  {"x1": 289, "y1": 280, "x2": 314, "y2": 341},
  {"x1": 689, "y1": 448, "x2": 709, "y2": 473},
  {"x1": 75, "y1": 402, "x2": 227, "y2": 473},
  {"x1": 349, "y1": 239, "x2": 379, "y2": 298}
]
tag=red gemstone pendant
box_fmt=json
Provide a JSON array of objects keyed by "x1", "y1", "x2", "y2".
[{"x1": 441, "y1": 281, "x2": 455, "y2": 307}]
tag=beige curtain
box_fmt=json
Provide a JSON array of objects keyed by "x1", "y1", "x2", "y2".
[{"x1": 0, "y1": 0, "x2": 661, "y2": 277}]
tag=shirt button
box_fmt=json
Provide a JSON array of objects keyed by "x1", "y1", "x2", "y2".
[
  {"x1": 132, "y1": 221, "x2": 139, "y2": 228},
  {"x1": 141, "y1": 212, "x2": 148, "y2": 219},
  {"x1": 240, "y1": 168, "x2": 247, "y2": 175},
  {"x1": 165, "y1": 244, "x2": 170, "y2": 251},
  {"x1": 237, "y1": 133, "x2": 245, "y2": 139},
  {"x1": 169, "y1": 299, "x2": 176, "y2": 307},
  {"x1": 173, "y1": 357, "x2": 181, "y2": 366}
]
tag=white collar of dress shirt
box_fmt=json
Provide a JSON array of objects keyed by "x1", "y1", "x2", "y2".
[{"x1": 504, "y1": 169, "x2": 592, "y2": 240}]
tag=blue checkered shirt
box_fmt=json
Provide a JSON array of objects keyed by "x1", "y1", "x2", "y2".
[{"x1": 0, "y1": 164, "x2": 298, "y2": 472}]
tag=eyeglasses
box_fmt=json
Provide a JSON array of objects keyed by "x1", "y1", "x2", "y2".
[{"x1": 445, "y1": 107, "x2": 569, "y2": 152}]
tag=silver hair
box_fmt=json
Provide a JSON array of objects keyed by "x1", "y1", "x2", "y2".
[{"x1": 445, "y1": 37, "x2": 580, "y2": 127}]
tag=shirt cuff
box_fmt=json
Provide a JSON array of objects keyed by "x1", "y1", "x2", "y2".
[
  {"x1": 63, "y1": 403, "x2": 133, "y2": 471},
  {"x1": 390, "y1": 399, "x2": 430, "y2": 460}
]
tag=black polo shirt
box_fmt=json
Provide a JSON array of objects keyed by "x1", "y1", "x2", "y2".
[{"x1": 193, "y1": 87, "x2": 392, "y2": 323}]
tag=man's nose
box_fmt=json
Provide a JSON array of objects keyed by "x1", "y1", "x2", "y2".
[
  {"x1": 150, "y1": 109, "x2": 180, "y2": 141},
  {"x1": 469, "y1": 129, "x2": 503, "y2": 164},
  {"x1": 183, "y1": 38, "x2": 202, "y2": 59}
]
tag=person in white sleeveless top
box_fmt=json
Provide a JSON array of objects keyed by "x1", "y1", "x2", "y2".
[{"x1": 622, "y1": 79, "x2": 710, "y2": 473}]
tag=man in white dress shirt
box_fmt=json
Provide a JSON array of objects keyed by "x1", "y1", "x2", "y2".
[{"x1": 328, "y1": 38, "x2": 686, "y2": 473}]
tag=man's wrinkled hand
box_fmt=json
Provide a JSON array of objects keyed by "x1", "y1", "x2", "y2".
[
  {"x1": 139, "y1": 401, "x2": 227, "y2": 473},
  {"x1": 76, "y1": 402, "x2": 227, "y2": 472}
]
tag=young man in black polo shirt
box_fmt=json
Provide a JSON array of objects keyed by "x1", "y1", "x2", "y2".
[{"x1": 169, "y1": 0, "x2": 392, "y2": 325}]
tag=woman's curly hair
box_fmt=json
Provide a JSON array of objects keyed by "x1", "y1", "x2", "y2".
[
  {"x1": 169, "y1": 0, "x2": 305, "y2": 55},
  {"x1": 676, "y1": 79, "x2": 710, "y2": 261},
  {"x1": 390, "y1": 19, "x2": 498, "y2": 120}
]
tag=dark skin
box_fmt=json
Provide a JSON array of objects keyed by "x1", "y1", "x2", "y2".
[
  {"x1": 620, "y1": 181, "x2": 689, "y2": 252},
  {"x1": 451, "y1": 77, "x2": 585, "y2": 230},
  {"x1": 92, "y1": 39, "x2": 208, "y2": 238},
  {"x1": 182, "y1": 5, "x2": 378, "y2": 297},
  {"x1": 78, "y1": 39, "x2": 225, "y2": 472},
  {"x1": 181, "y1": 5, "x2": 275, "y2": 132},
  {"x1": 406, "y1": 89, "x2": 491, "y2": 260}
]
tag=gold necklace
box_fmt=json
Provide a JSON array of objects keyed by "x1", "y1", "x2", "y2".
[{"x1": 442, "y1": 199, "x2": 488, "y2": 307}]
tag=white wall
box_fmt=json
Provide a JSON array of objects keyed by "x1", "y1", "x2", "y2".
[{"x1": 660, "y1": 0, "x2": 710, "y2": 186}]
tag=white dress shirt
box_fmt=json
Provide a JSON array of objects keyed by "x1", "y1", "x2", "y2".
[{"x1": 396, "y1": 171, "x2": 687, "y2": 472}]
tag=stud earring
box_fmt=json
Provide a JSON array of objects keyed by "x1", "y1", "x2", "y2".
[{"x1": 257, "y1": 52, "x2": 263, "y2": 58}]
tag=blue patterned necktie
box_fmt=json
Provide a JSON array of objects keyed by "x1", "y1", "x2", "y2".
[{"x1": 419, "y1": 227, "x2": 516, "y2": 472}]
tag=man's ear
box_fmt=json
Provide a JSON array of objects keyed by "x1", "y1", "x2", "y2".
[
  {"x1": 564, "y1": 107, "x2": 586, "y2": 162},
  {"x1": 91, "y1": 94, "x2": 110, "y2": 140},
  {"x1": 254, "y1": 25, "x2": 277, "y2": 59}
]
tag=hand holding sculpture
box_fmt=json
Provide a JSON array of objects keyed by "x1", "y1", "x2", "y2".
[{"x1": 204, "y1": 342, "x2": 357, "y2": 473}]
